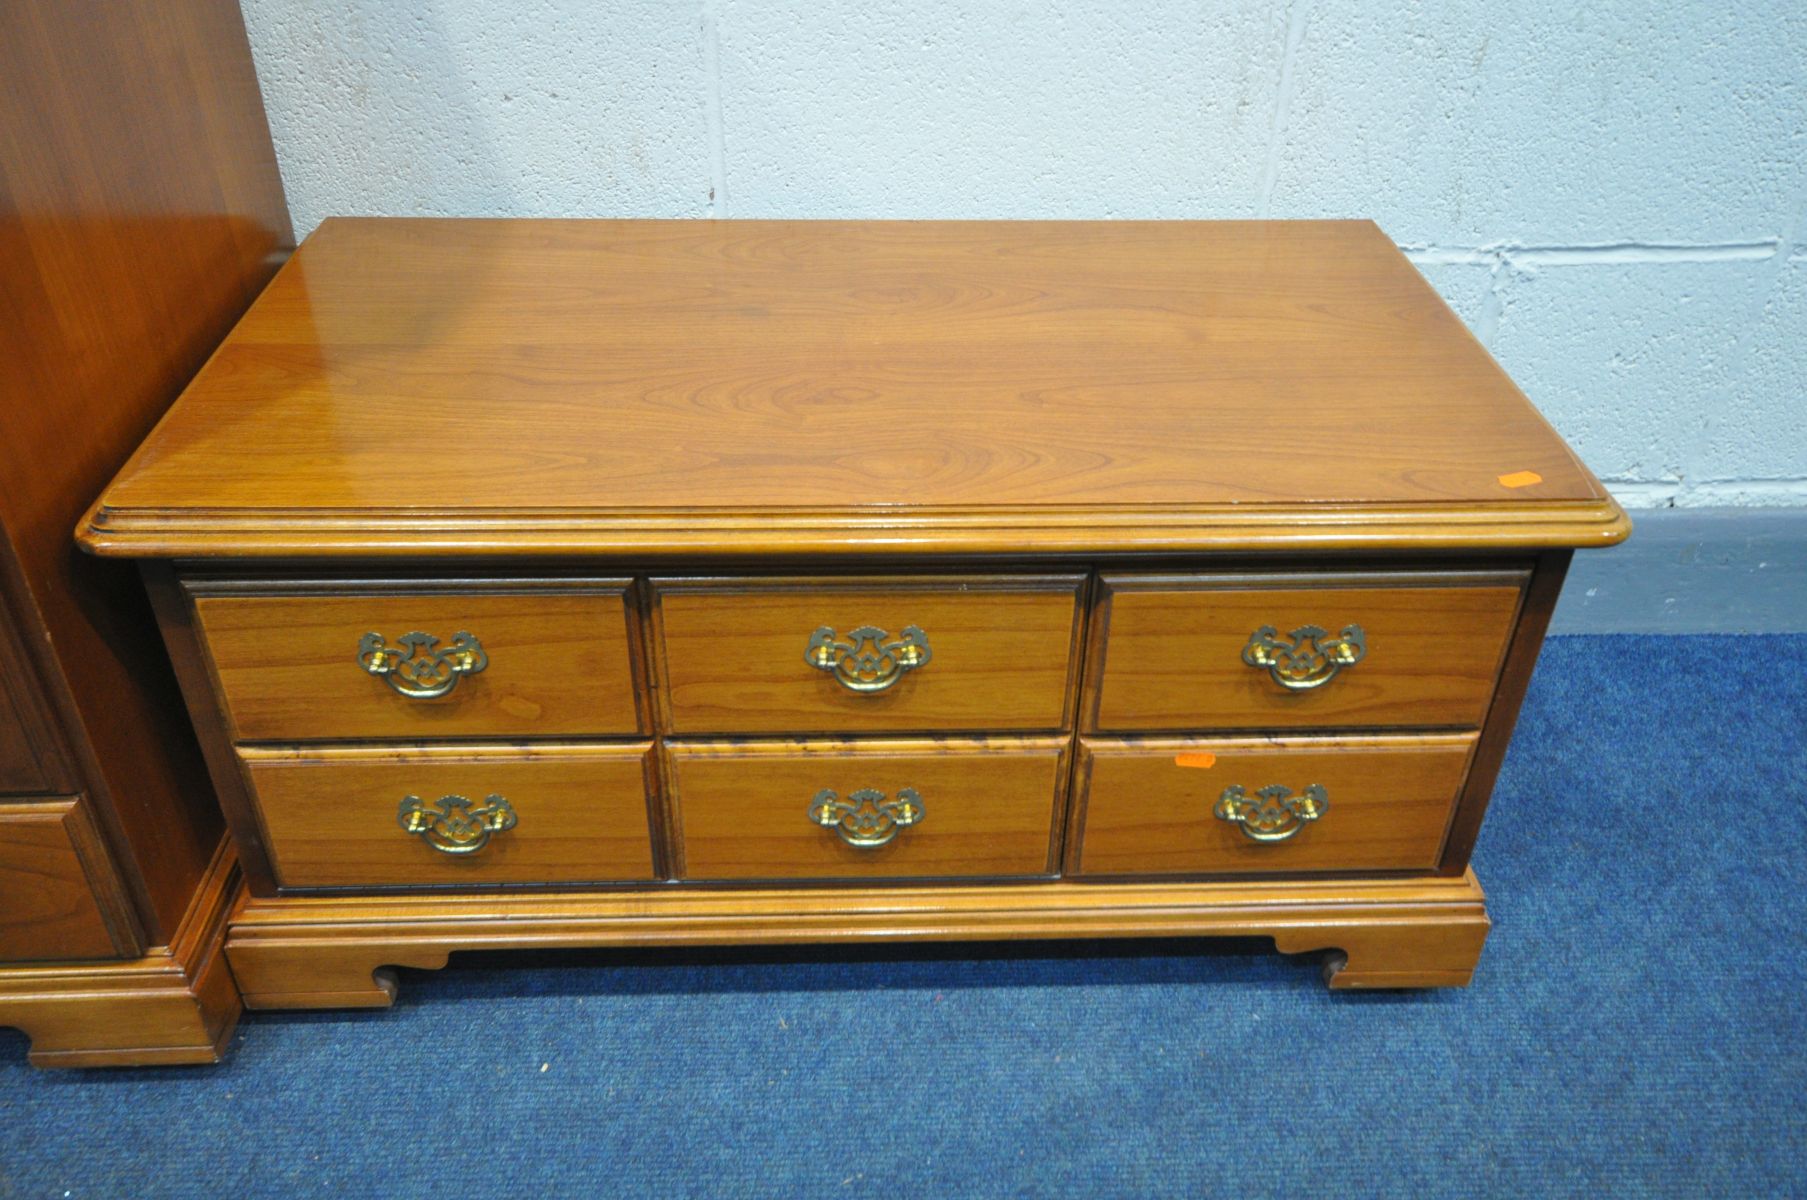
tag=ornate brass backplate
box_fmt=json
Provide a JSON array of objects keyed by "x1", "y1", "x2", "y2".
[
  {"x1": 808, "y1": 786, "x2": 924, "y2": 848},
  {"x1": 1214, "y1": 783, "x2": 1328, "y2": 843},
  {"x1": 1241, "y1": 624, "x2": 1365, "y2": 691},
  {"x1": 805, "y1": 624, "x2": 931, "y2": 693},
  {"x1": 398, "y1": 793, "x2": 517, "y2": 854},
  {"x1": 357, "y1": 630, "x2": 488, "y2": 698}
]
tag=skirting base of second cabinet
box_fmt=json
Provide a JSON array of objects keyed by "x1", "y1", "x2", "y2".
[{"x1": 226, "y1": 870, "x2": 1491, "y2": 1009}]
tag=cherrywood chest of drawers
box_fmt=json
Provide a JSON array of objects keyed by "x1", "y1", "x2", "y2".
[{"x1": 80, "y1": 218, "x2": 1627, "y2": 1009}]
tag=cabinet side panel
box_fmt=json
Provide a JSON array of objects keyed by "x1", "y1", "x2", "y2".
[
  {"x1": 143, "y1": 564, "x2": 282, "y2": 897},
  {"x1": 0, "y1": 0, "x2": 292, "y2": 936},
  {"x1": 1438, "y1": 551, "x2": 1570, "y2": 872},
  {"x1": 0, "y1": 559, "x2": 65, "y2": 794}
]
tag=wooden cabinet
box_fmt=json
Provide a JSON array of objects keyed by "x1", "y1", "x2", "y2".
[
  {"x1": 81, "y1": 219, "x2": 1626, "y2": 1018},
  {"x1": 0, "y1": 0, "x2": 292, "y2": 1066}
]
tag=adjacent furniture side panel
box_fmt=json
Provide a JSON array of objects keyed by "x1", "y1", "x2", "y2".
[
  {"x1": 0, "y1": 572, "x2": 66, "y2": 795},
  {"x1": 0, "y1": 688, "x2": 50, "y2": 796},
  {"x1": 0, "y1": 0, "x2": 292, "y2": 940}
]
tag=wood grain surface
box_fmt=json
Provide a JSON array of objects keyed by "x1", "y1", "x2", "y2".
[
  {"x1": 2, "y1": 0, "x2": 291, "y2": 939},
  {"x1": 1439, "y1": 551, "x2": 1571, "y2": 872},
  {"x1": 666, "y1": 737, "x2": 1067, "y2": 880},
  {"x1": 222, "y1": 870, "x2": 1493, "y2": 1004},
  {"x1": 1073, "y1": 734, "x2": 1477, "y2": 876},
  {"x1": 78, "y1": 219, "x2": 1629, "y2": 558},
  {"x1": 0, "y1": 799, "x2": 138, "y2": 959},
  {"x1": 0, "y1": 659, "x2": 55, "y2": 795},
  {"x1": 651, "y1": 575, "x2": 1083, "y2": 734},
  {"x1": 1089, "y1": 570, "x2": 1525, "y2": 731},
  {"x1": 240, "y1": 743, "x2": 658, "y2": 889},
  {"x1": 192, "y1": 582, "x2": 642, "y2": 741}
]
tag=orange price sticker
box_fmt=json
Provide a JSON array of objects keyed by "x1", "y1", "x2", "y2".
[
  {"x1": 1497, "y1": 470, "x2": 1544, "y2": 488},
  {"x1": 1174, "y1": 753, "x2": 1217, "y2": 769}
]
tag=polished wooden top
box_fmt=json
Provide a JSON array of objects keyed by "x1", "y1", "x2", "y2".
[{"x1": 81, "y1": 219, "x2": 1627, "y2": 557}]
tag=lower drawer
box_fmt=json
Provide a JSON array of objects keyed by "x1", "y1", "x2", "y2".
[
  {"x1": 667, "y1": 738, "x2": 1068, "y2": 881},
  {"x1": 239, "y1": 743, "x2": 658, "y2": 888},
  {"x1": 0, "y1": 797, "x2": 137, "y2": 960},
  {"x1": 1073, "y1": 734, "x2": 1476, "y2": 876}
]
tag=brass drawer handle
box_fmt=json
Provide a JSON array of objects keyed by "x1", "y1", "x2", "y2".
[
  {"x1": 398, "y1": 793, "x2": 517, "y2": 855},
  {"x1": 808, "y1": 786, "x2": 923, "y2": 848},
  {"x1": 805, "y1": 624, "x2": 931, "y2": 693},
  {"x1": 358, "y1": 631, "x2": 489, "y2": 698},
  {"x1": 1242, "y1": 624, "x2": 1365, "y2": 691},
  {"x1": 1214, "y1": 783, "x2": 1327, "y2": 843}
]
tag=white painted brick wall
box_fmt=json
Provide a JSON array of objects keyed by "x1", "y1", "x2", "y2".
[{"x1": 240, "y1": 0, "x2": 1807, "y2": 509}]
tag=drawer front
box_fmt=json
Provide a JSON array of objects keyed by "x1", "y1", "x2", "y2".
[
  {"x1": 0, "y1": 798, "x2": 136, "y2": 960},
  {"x1": 1090, "y1": 571, "x2": 1525, "y2": 731},
  {"x1": 652, "y1": 576, "x2": 1084, "y2": 734},
  {"x1": 667, "y1": 738, "x2": 1067, "y2": 880},
  {"x1": 192, "y1": 582, "x2": 642, "y2": 741},
  {"x1": 240, "y1": 743, "x2": 658, "y2": 888},
  {"x1": 1074, "y1": 734, "x2": 1477, "y2": 876}
]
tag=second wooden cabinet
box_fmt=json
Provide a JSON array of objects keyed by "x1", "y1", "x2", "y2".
[{"x1": 75, "y1": 217, "x2": 1629, "y2": 1009}]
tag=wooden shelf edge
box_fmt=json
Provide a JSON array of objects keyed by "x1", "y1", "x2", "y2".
[{"x1": 78, "y1": 498, "x2": 1632, "y2": 559}]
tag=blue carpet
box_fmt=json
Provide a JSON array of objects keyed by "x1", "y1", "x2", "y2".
[{"x1": 1, "y1": 634, "x2": 1801, "y2": 1198}]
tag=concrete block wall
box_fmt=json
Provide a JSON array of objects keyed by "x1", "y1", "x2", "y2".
[{"x1": 241, "y1": 0, "x2": 1807, "y2": 513}]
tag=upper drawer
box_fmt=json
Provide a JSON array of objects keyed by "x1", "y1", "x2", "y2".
[
  {"x1": 189, "y1": 579, "x2": 643, "y2": 741},
  {"x1": 1088, "y1": 570, "x2": 1526, "y2": 732},
  {"x1": 650, "y1": 575, "x2": 1085, "y2": 734}
]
